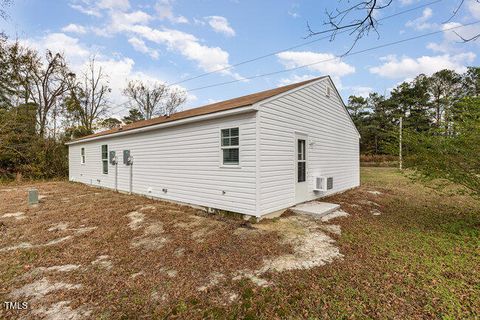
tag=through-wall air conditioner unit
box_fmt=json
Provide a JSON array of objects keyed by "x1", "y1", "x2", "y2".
[{"x1": 313, "y1": 176, "x2": 333, "y2": 192}]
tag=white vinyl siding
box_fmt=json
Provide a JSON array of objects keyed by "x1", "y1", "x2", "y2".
[
  {"x1": 258, "y1": 78, "x2": 360, "y2": 215},
  {"x1": 68, "y1": 78, "x2": 360, "y2": 217},
  {"x1": 69, "y1": 112, "x2": 257, "y2": 215}
]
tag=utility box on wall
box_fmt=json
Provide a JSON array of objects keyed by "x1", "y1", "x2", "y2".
[
  {"x1": 109, "y1": 151, "x2": 117, "y2": 164},
  {"x1": 123, "y1": 150, "x2": 132, "y2": 165}
]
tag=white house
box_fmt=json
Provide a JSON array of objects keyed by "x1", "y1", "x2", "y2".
[{"x1": 66, "y1": 76, "x2": 360, "y2": 218}]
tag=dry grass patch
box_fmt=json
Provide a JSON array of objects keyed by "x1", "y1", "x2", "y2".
[{"x1": 1, "y1": 168, "x2": 479, "y2": 319}]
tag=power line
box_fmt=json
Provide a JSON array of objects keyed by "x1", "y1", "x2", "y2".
[
  {"x1": 185, "y1": 20, "x2": 480, "y2": 92},
  {"x1": 165, "y1": 0, "x2": 444, "y2": 87},
  {"x1": 106, "y1": 9, "x2": 475, "y2": 118},
  {"x1": 105, "y1": 0, "x2": 444, "y2": 117},
  {"x1": 105, "y1": 19, "x2": 478, "y2": 118}
]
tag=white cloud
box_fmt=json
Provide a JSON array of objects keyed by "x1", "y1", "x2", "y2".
[
  {"x1": 97, "y1": 0, "x2": 130, "y2": 11},
  {"x1": 128, "y1": 37, "x2": 159, "y2": 59},
  {"x1": 124, "y1": 25, "x2": 241, "y2": 77},
  {"x1": 277, "y1": 74, "x2": 316, "y2": 86},
  {"x1": 155, "y1": 0, "x2": 189, "y2": 24},
  {"x1": 467, "y1": 0, "x2": 480, "y2": 19},
  {"x1": 23, "y1": 33, "x2": 91, "y2": 65},
  {"x1": 405, "y1": 7, "x2": 437, "y2": 31},
  {"x1": 204, "y1": 16, "x2": 235, "y2": 37},
  {"x1": 348, "y1": 86, "x2": 373, "y2": 98},
  {"x1": 61, "y1": 23, "x2": 87, "y2": 34},
  {"x1": 276, "y1": 51, "x2": 355, "y2": 78},
  {"x1": 399, "y1": 0, "x2": 418, "y2": 5},
  {"x1": 68, "y1": 0, "x2": 241, "y2": 79},
  {"x1": 369, "y1": 53, "x2": 476, "y2": 79},
  {"x1": 110, "y1": 10, "x2": 153, "y2": 31},
  {"x1": 288, "y1": 3, "x2": 300, "y2": 18},
  {"x1": 442, "y1": 21, "x2": 480, "y2": 42},
  {"x1": 69, "y1": 0, "x2": 130, "y2": 17},
  {"x1": 427, "y1": 21, "x2": 480, "y2": 53},
  {"x1": 70, "y1": 3, "x2": 102, "y2": 17}
]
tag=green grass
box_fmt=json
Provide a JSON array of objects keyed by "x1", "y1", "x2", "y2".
[{"x1": 208, "y1": 167, "x2": 480, "y2": 319}]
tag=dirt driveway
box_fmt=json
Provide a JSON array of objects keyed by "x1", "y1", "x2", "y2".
[{"x1": 0, "y1": 181, "x2": 348, "y2": 319}]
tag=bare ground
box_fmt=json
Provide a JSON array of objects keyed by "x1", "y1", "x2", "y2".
[
  {"x1": 1, "y1": 168, "x2": 478, "y2": 319},
  {"x1": 0, "y1": 181, "x2": 345, "y2": 319}
]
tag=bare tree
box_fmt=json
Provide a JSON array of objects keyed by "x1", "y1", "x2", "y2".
[
  {"x1": 68, "y1": 58, "x2": 111, "y2": 132},
  {"x1": 22, "y1": 50, "x2": 75, "y2": 136},
  {"x1": 123, "y1": 80, "x2": 187, "y2": 120},
  {"x1": 0, "y1": 0, "x2": 12, "y2": 21},
  {"x1": 307, "y1": 0, "x2": 392, "y2": 53},
  {"x1": 307, "y1": 0, "x2": 478, "y2": 52}
]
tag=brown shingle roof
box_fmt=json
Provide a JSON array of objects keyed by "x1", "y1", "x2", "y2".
[{"x1": 70, "y1": 76, "x2": 325, "y2": 143}]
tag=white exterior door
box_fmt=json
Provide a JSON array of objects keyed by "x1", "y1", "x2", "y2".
[{"x1": 295, "y1": 133, "x2": 308, "y2": 203}]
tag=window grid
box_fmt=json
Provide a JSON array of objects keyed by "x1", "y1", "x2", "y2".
[
  {"x1": 297, "y1": 139, "x2": 306, "y2": 183},
  {"x1": 101, "y1": 145, "x2": 108, "y2": 174},
  {"x1": 221, "y1": 128, "x2": 239, "y2": 165},
  {"x1": 81, "y1": 147, "x2": 85, "y2": 164}
]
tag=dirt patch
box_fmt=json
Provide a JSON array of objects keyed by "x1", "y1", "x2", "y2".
[
  {"x1": 232, "y1": 215, "x2": 344, "y2": 286},
  {"x1": 259, "y1": 217, "x2": 342, "y2": 272},
  {"x1": 32, "y1": 301, "x2": 92, "y2": 320},
  {"x1": 48, "y1": 222, "x2": 69, "y2": 232},
  {"x1": 45, "y1": 235, "x2": 73, "y2": 246},
  {"x1": 131, "y1": 271, "x2": 145, "y2": 279},
  {"x1": 91, "y1": 255, "x2": 112, "y2": 270},
  {"x1": 131, "y1": 221, "x2": 168, "y2": 250},
  {"x1": 0, "y1": 242, "x2": 33, "y2": 252},
  {"x1": 318, "y1": 224, "x2": 342, "y2": 235},
  {"x1": 233, "y1": 271, "x2": 270, "y2": 287},
  {"x1": 126, "y1": 211, "x2": 145, "y2": 230},
  {"x1": 360, "y1": 200, "x2": 380, "y2": 207},
  {"x1": 10, "y1": 278, "x2": 81, "y2": 300},
  {"x1": 175, "y1": 215, "x2": 224, "y2": 242},
  {"x1": 198, "y1": 272, "x2": 226, "y2": 292},
  {"x1": 320, "y1": 209, "x2": 350, "y2": 222},
  {"x1": 24, "y1": 265, "x2": 81, "y2": 279},
  {"x1": 1, "y1": 211, "x2": 25, "y2": 220}
]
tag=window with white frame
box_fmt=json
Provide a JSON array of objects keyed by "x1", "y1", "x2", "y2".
[
  {"x1": 81, "y1": 147, "x2": 85, "y2": 164},
  {"x1": 221, "y1": 127, "x2": 239, "y2": 165},
  {"x1": 297, "y1": 139, "x2": 306, "y2": 182},
  {"x1": 326, "y1": 85, "x2": 331, "y2": 97},
  {"x1": 101, "y1": 145, "x2": 108, "y2": 174}
]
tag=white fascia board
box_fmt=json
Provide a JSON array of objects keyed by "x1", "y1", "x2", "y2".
[
  {"x1": 252, "y1": 76, "x2": 327, "y2": 110},
  {"x1": 252, "y1": 76, "x2": 361, "y2": 138},
  {"x1": 66, "y1": 105, "x2": 257, "y2": 145},
  {"x1": 325, "y1": 76, "x2": 361, "y2": 138}
]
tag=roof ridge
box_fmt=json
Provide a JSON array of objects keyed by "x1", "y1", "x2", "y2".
[{"x1": 69, "y1": 76, "x2": 326, "y2": 143}]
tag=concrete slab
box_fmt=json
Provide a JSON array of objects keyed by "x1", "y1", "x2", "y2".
[{"x1": 291, "y1": 202, "x2": 340, "y2": 218}]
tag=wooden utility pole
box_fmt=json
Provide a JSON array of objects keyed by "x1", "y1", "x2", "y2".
[{"x1": 399, "y1": 117, "x2": 403, "y2": 170}]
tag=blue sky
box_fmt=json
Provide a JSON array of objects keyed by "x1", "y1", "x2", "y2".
[{"x1": 1, "y1": 0, "x2": 479, "y2": 118}]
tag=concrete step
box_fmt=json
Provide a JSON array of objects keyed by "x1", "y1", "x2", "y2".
[{"x1": 291, "y1": 201, "x2": 341, "y2": 218}]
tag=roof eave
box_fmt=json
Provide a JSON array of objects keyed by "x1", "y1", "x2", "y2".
[{"x1": 66, "y1": 104, "x2": 257, "y2": 145}]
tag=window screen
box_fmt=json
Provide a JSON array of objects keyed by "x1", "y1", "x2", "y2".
[
  {"x1": 221, "y1": 128, "x2": 239, "y2": 165},
  {"x1": 101, "y1": 145, "x2": 108, "y2": 174}
]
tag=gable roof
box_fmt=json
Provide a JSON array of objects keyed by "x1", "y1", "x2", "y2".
[{"x1": 69, "y1": 76, "x2": 326, "y2": 143}]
